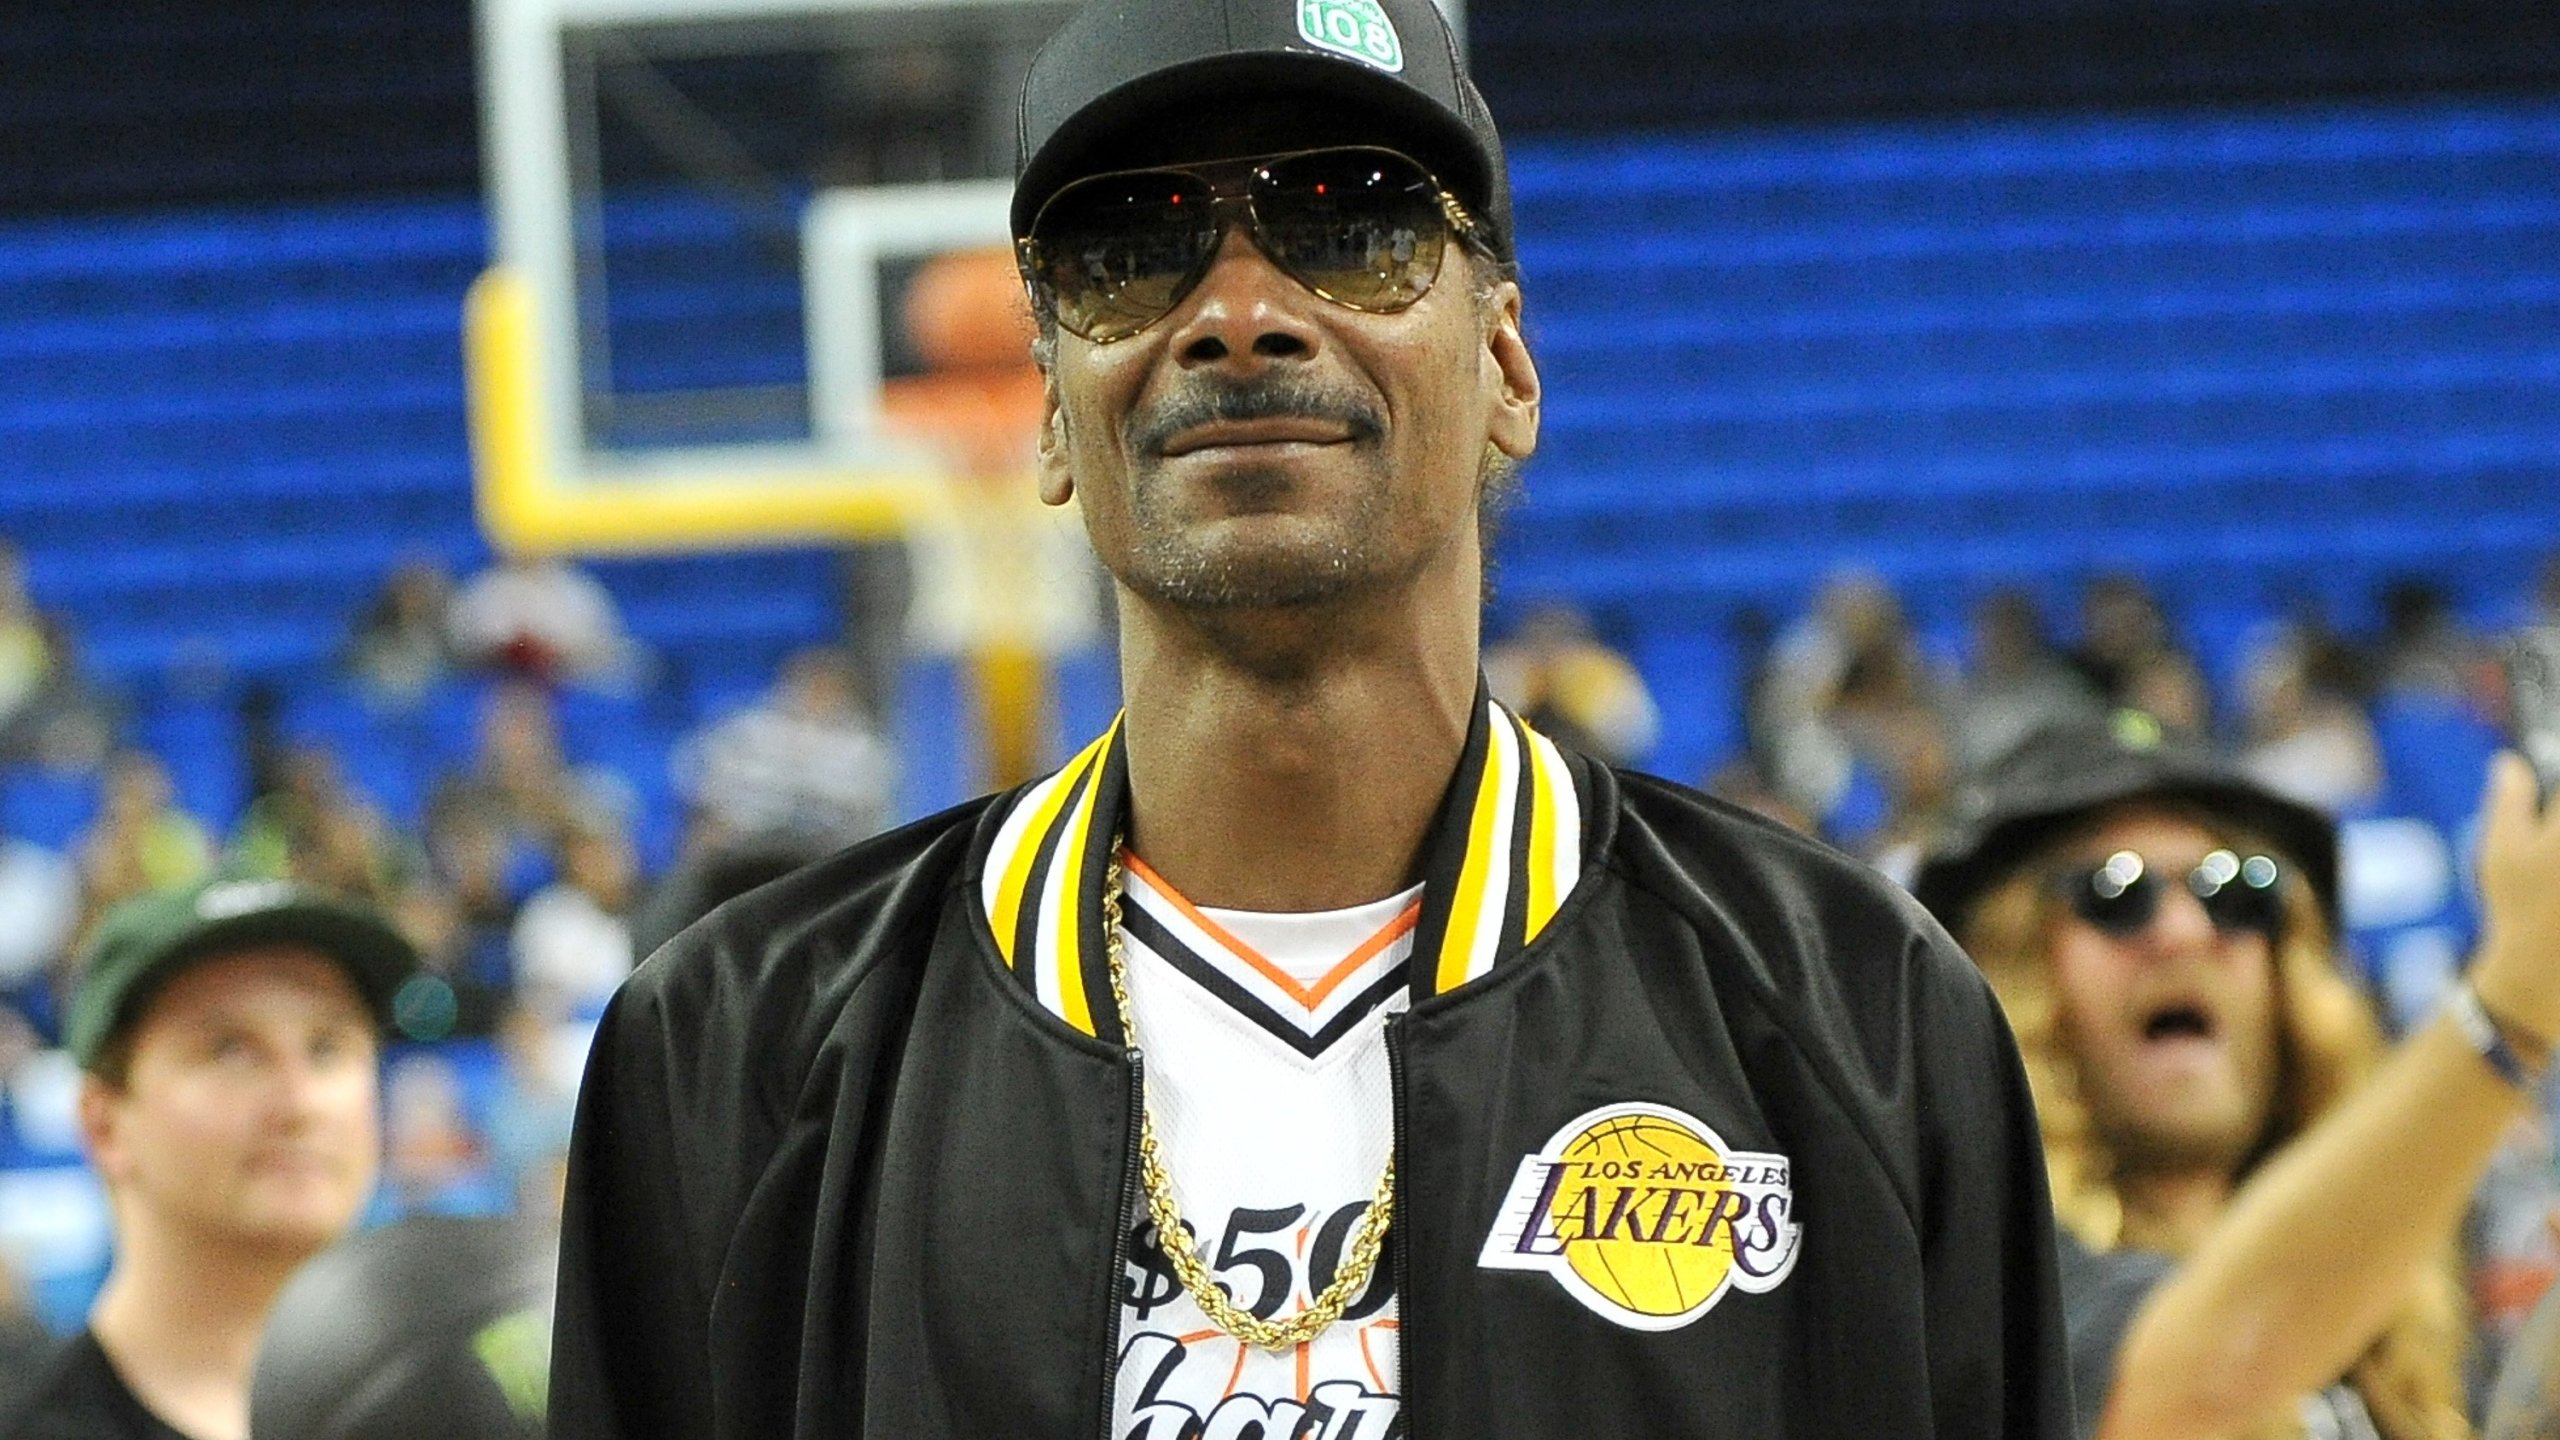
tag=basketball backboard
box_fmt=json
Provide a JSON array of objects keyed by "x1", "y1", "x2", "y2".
[{"x1": 470, "y1": 0, "x2": 1466, "y2": 556}]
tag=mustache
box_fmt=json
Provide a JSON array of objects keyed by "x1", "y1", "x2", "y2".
[{"x1": 1127, "y1": 377, "x2": 1385, "y2": 457}]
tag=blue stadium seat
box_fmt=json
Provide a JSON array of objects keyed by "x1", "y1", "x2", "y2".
[
  {"x1": 1055, "y1": 646, "x2": 1123, "y2": 753},
  {"x1": 893, "y1": 655, "x2": 974, "y2": 823},
  {"x1": 131, "y1": 690, "x2": 249, "y2": 832},
  {"x1": 0, "y1": 768, "x2": 101, "y2": 851},
  {"x1": 2371, "y1": 693, "x2": 2506, "y2": 835}
]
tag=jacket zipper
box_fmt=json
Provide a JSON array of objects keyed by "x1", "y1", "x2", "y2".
[
  {"x1": 1098, "y1": 1051, "x2": 1145, "y2": 1440},
  {"x1": 1386, "y1": 1017, "x2": 1416, "y2": 1440}
]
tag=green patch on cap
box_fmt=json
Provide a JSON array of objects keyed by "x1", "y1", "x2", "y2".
[
  {"x1": 473, "y1": 1307, "x2": 552, "y2": 1421},
  {"x1": 1298, "y1": 0, "x2": 1403, "y2": 72}
]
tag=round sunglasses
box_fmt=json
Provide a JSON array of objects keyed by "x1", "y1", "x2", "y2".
[
  {"x1": 1016, "y1": 145, "x2": 1489, "y2": 344},
  {"x1": 2051, "y1": 848, "x2": 2287, "y2": 942}
]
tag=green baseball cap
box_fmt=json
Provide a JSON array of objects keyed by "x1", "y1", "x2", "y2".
[{"x1": 68, "y1": 877, "x2": 421, "y2": 1070}]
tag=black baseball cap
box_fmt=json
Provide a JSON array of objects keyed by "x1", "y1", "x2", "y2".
[
  {"x1": 1013, "y1": 0, "x2": 1513, "y2": 259},
  {"x1": 69, "y1": 876, "x2": 420, "y2": 1069},
  {"x1": 1911, "y1": 712, "x2": 2341, "y2": 935}
]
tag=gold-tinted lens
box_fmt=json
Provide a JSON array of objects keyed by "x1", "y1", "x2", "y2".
[
  {"x1": 1249, "y1": 148, "x2": 1450, "y2": 312},
  {"x1": 1023, "y1": 147, "x2": 1461, "y2": 342},
  {"x1": 1026, "y1": 168, "x2": 1220, "y2": 342}
]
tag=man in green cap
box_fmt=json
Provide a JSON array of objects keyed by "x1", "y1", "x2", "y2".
[{"x1": 1, "y1": 877, "x2": 416, "y2": 1440}]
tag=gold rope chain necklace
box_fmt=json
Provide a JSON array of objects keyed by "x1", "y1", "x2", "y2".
[{"x1": 1102, "y1": 845, "x2": 1398, "y2": 1351}]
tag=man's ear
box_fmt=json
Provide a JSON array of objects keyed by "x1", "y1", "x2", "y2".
[
  {"x1": 78, "y1": 1075, "x2": 125, "y2": 1184},
  {"x1": 1483, "y1": 281, "x2": 1541, "y2": 462},
  {"x1": 1036, "y1": 371, "x2": 1075, "y2": 507}
]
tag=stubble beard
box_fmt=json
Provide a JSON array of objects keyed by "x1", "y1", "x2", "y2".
[
  {"x1": 1106, "y1": 372, "x2": 1418, "y2": 613},
  {"x1": 1117, "y1": 456, "x2": 1414, "y2": 613}
]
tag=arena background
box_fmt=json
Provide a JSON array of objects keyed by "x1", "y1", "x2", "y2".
[{"x1": 0, "y1": 0, "x2": 2555, "y2": 1342}]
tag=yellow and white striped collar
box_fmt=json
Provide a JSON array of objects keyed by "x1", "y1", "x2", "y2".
[{"x1": 976, "y1": 690, "x2": 1588, "y2": 1041}]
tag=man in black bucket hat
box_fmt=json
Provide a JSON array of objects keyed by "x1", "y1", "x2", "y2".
[
  {"x1": 551, "y1": 1, "x2": 2070, "y2": 1434},
  {"x1": 3, "y1": 877, "x2": 414, "y2": 1440},
  {"x1": 1915, "y1": 712, "x2": 2560, "y2": 1440},
  {"x1": 1914, "y1": 714, "x2": 2343, "y2": 936}
]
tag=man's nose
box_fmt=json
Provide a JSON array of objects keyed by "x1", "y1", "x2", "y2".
[
  {"x1": 2141, "y1": 879, "x2": 2225, "y2": 952},
  {"x1": 267, "y1": 1044, "x2": 355, "y2": 1117},
  {"x1": 265, "y1": 1053, "x2": 325, "y2": 1123},
  {"x1": 1160, "y1": 224, "x2": 1323, "y2": 370}
]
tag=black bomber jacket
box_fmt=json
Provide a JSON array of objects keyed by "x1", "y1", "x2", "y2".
[{"x1": 550, "y1": 703, "x2": 2072, "y2": 1438}]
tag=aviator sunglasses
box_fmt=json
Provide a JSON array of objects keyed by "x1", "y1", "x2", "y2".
[
  {"x1": 2052, "y1": 848, "x2": 2287, "y2": 942},
  {"x1": 1017, "y1": 145, "x2": 1490, "y2": 344}
]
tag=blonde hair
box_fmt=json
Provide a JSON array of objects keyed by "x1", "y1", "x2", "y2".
[{"x1": 1960, "y1": 802, "x2": 2469, "y2": 1440}]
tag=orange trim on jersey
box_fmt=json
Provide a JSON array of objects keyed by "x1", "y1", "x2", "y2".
[
  {"x1": 1358, "y1": 1319, "x2": 1399, "y2": 1393},
  {"x1": 1296, "y1": 1330, "x2": 1312, "y2": 1402},
  {"x1": 1168, "y1": 1327, "x2": 1254, "y2": 1397},
  {"x1": 1121, "y1": 852, "x2": 1421, "y2": 1012},
  {"x1": 1223, "y1": 1339, "x2": 1250, "y2": 1398}
]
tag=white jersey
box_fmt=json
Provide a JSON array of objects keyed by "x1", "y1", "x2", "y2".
[{"x1": 1110, "y1": 855, "x2": 1418, "y2": 1440}]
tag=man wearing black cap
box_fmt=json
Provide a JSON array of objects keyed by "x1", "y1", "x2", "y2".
[
  {"x1": 551, "y1": 2, "x2": 2070, "y2": 1435},
  {"x1": 1, "y1": 878, "x2": 415, "y2": 1440},
  {"x1": 1914, "y1": 716, "x2": 2560, "y2": 1439}
]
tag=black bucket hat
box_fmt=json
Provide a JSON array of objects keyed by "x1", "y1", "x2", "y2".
[
  {"x1": 1013, "y1": 0, "x2": 1513, "y2": 260},
  {"x1": 1911, "y1": 712, "x2": 2341, "y2": 936}
]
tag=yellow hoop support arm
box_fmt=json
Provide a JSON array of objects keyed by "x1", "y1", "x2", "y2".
[{"x1": 464, "y1": 266, "x2": 937, "y2": 557}]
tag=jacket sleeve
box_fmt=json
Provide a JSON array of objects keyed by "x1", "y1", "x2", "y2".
[
  {"x1": 549, "y1": 971, "x2": 725, "y2": 1439},
  {"x1": 1911, "y1": 928, "x2": 2076, "y2": 1439}
]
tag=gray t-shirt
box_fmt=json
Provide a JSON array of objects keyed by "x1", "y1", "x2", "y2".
[{"x1": 2055, "y1": 1230, "x2": 2379, "y2": 1440}]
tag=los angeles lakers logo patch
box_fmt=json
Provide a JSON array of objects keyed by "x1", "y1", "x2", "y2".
[{"x1": 1478, "y1": 1102, "x2": 1801, "y2": 1330}]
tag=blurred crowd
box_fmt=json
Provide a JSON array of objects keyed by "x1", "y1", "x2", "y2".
[
  {"x1": 0, "y1": 542, "x2": 2546, "y2": 1095},
  {"x1": 0, "y1": 532, "x2": 2552, "y2": 1414},
  {"x1": 0, "y1": 542, "x2": 901, "y2": 1313},
  {"x1": 1699, "y1": 563, "x2": 2557, "y2": 903},
  {"x1": 1482, "y1": 555, "x2": 2560, "y2": 1046}
]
